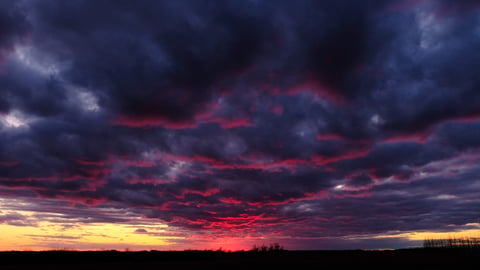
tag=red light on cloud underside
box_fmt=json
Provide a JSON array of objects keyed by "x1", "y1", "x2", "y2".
[
  {"x1": 271, "y1": 105, "x2": 283, "y2": 115},
  {"x1": 247, "y1": 191, "x2": 329, "y2": 207},
  {"x1": 383, "y1": 132, "x2": 429, "y2": 144},
  {"x1": 311, "y1": 149, "x2": 370, "y2": 165},
  {"x1": 285, "y1": 81, "x2": 346, "y2": 105},
  {"x1": 174, "y1": 188, "x2": 220, "y2": 199},
  {"x1": 112, "y1": 115, "x2": 197, "y2": 129},
  {"x1": 121, "y1": 159, "x2": 156, "y2": 167},
  {"x1": 450, "y1": 114, "x2": 480, "y2": 123},
  {"x1": 76, "y1": 159, "x2": 109, "y2": 166},
  {"x1": 125, "y1": 178, "x2": 174, "y2": 185},
  {"x1": 208, "y1": 116, "x2": 253, "y2": 129},
  {"x1": 220, "y1": 197, "x2": 243, "y2": 204},
  {"x1": 0, "y1": 160, "x2": 19, "y2": 166},
  {"x1": 316, "y1": 133, "x2": 346, "y2": 141},
  {"x1": 113, "y1": 114, "x2": 254, "y2": 129},
  {"x1": 210, "y1": 158, "x2": 311, "y2": 171}
]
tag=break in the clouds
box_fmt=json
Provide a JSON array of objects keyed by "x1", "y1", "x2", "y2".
[{"x1": 1, "y1": 0, "x2": 480, "y2": 250}]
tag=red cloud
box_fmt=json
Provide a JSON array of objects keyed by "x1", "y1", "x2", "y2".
[
  {"x1": 311, "y1": 148, "x2": 370, "y2": 166},
  {"x1": 80, "y1": 168, "x2": 112, "y2": 178},
  {"x1": 382, "y1": 132, "x2": 430, "y2": 144},
  {"x1": 205, "y1": 214, "x2": 274, "y2": 230},
  {"x1": 156, "y1": 151, "x2": 312, "y2": 172},
  {"x1": 76, "y1": 159, "x2": 110, "y2": 166},
  {"x1": 1, "y1": 176, "x2": 58, "y2": 182},
  {"x1": 121, "y1": 159, "x2": 156, "y2": 167},
  {"x1": 112, "y1": 102, "x2": 254, "y2": 130},
  {"x1": 247, "y1": 191, "x2": 329, "y2": 207},
  {"x1": 218, "y1": 190, "x2": 328, "y2": 208},
  {"x1": 174, "y1": 188, "x2": 220, "y2": 199},
  {"x1": 316, "y1": 133, "x2": 346, "y2": 141},
  {"x1": 189, "y1": 155, "x2": 219, "y2": 163},
  {"x1": 0, "y1": 161, "x2": 19, "y2": 166},
  {"x1": 208, "y1": 116, "x2": 253, "y2": 129},
  {"x1": 125, "y1": 178, "x2": 175, "y2": 185},
  {"x1": 154, "y1": 152, "x2": 223, "y2": 164},
  {"x1": 284, "y1": 80, "x2": 346, "y2": 105},
  {"x1": 449, "y1": 114, "x2": 480, "y2": 123},
  {"x1": 271, "y1": 105, "x2": 284, "y2": 115},
  {"x1": 219, "y1": 197, "x2": 243, "y2": 204},
  {"x1": 112, "y1": 115, "x2": 198, "y2": 129},
  {"x1": 61, "y1": 195, "x2": 107, "y2": 206},
  {"x1": 333, "y1": 191, "x2": 372, "y2": 199},
  {"x1": 210, "y1": 158, "x2": 311, "y2": 171}
]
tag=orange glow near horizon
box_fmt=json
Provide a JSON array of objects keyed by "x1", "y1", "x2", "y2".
[
  {"x1": 0, "y1": 204, "x2": 177, "y2": 251},
  {"x1": 0, "y1": 207, "x2": 258, "y2": 251},
  {"x1": 1, "y1": 214, "x2": 479, "y2": 251},
  {"x1": 0, "y1": 220, "x2": 172, "y2": 251},
  {"x1": 0, "y1": 219, "x2": 258, "y2": 251},
  {"x1": 2, "y1": 200, "x2": 479, "y2": 251}
]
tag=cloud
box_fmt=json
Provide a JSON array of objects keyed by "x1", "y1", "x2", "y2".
[
  {"x1": 134, "y1": 228, "x2": 147, "y2": 233},
  {"x1": 0, "y1": 0, "x2": 479, "y2": 250},
  {"x1": 0, "y1": 212, "x2": 37, "y2": 226}
]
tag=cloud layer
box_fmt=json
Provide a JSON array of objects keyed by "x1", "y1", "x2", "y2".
[{"x1": 1, "y1": 0, "x2": 480, "y2": 249}]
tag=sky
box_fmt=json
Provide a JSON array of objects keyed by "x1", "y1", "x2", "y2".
[{"x1": 0, "y1": 0, "x2": 480, "y2": 251}]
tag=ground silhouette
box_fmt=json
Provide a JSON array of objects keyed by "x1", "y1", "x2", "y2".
[{"x1": 1, "y1": 248, "x2": 480, "y2": 269}]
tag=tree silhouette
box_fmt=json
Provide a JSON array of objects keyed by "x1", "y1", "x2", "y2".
[{"x1": 251, "y1": 243, "x2": 284, "y2": 252}]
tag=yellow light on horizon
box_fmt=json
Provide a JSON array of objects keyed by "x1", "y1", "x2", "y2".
[
  {"x1": 407, "y1": 229, "x2": 480, "y2": 241},
  {"x1": 0, "y1": 210, "x2": 175, "y2": 251}
]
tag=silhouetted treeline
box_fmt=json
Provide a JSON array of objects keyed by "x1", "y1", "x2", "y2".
[
  {"x1": 424, "y1": 237, "x2": 480, "y2": 249},
  {"x1": 250, "y1": 243, "x2": 284, "y2": 252}
]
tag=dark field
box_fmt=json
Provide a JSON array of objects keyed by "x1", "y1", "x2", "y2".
[{"x1": 1, "y1": 249, "x2": 480, "y2": 269}]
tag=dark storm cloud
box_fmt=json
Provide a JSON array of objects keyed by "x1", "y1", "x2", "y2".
[
  {"x1": 436, "y1": 121, "x2": 480, "y2": 151},
  {"x1": 346, "y1": 174, "x2": 373, "y2": 188},
  {"x1": 367, "y1": 0, "x2": 480, "y2": 136},
  {"x1": 335, "y1": 141, "x2": 455, "y2": 178},
  {"x1": 0, "y1": 1, "x2": 28, "y2": 55},
  {"x1": 25, "y1": 0, "x2": 278, "y2": 125},
  {"x1": 1, "y1": 0, "x2": 480, "y2": 249},
  {"x1": 0, "y1": 1, "x2": 29, "y2": 113}
]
